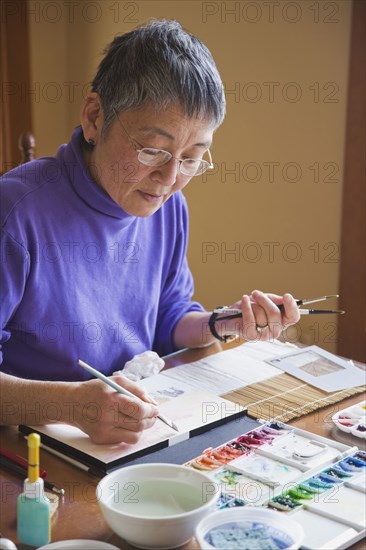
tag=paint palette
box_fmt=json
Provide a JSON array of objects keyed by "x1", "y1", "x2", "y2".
[
  {"x1": 213, "y1": 468, "x2": 272, "y2": 505},
  {"x1": 229, "y1": 454, "x2": 303, "y2": 486},
  {"x1": 185, "y1": 422, "x2": 366, "y2": 549},
  {"x1": 332, "y1": 399, "x2": 366, "y2": 438}
]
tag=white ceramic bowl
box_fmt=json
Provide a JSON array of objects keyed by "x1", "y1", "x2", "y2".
[
  {"x1": 196, "y1": 507, "x2": 304, "y2": 550},
  {"x1": 97, "y1": 463, "x2": 219, "y2": 549}
]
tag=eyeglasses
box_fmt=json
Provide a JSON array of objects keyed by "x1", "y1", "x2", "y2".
[{"x1": 113, "y1": 109, "x2": 214, "y2": 177}]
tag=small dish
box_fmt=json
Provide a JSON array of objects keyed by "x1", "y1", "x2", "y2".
[
  {"x1": 332, "y1": 400, "x2": 366, "y2": 438},
  {"x1": 38, "y1": 541, "x2": 120, "y2": 550},
  {"x1": 196, "y1": 507, "x2": 304, "y2": 550},
  {"x1": 351, "y1": 424, "x2": 366, "y2": 439}
]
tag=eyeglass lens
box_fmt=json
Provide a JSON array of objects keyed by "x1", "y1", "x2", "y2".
[{"x1": 137, "y1": 149, "x2": 209, "y2": 176}]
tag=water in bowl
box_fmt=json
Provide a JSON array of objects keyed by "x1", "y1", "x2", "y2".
[{"x1": 109, "y1": 479, "x2": 206, "y2": 518}]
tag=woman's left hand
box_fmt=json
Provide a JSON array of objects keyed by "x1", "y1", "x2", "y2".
[{"x1": 229, "y1": 290, "x2": 300, "y2": 341}]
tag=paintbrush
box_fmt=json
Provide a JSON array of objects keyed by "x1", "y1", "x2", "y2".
[{"x1": 214, "y1": 294, "x2": 345, "y2": 318}]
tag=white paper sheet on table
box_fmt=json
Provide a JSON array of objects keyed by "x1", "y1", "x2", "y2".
[
  {"x1": 265, "y1": 345, "x2": 366, "y2": 392},
  {"x1": 141, "y1": 340, "x2": 296, "y2": 397}
]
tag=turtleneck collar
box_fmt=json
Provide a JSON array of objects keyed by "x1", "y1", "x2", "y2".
[{"x1": 57, "y1": 126, "x2": 137, "y2": 228}]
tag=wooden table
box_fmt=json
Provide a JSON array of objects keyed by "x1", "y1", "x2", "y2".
[{"x1": 1, "y1": 343, "x2": 365, "y2": 549}]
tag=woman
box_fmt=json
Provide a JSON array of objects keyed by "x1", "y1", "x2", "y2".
[{"x1": 0, "y1": 20, "x2": 299, "y2": 443}]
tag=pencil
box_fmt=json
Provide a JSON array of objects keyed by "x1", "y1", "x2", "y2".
[
  {"x1": 0, "y1": 446, "x2": 47, "y2": 478},
  {"x1": 23, "y1": 436, "x2": 91, "y2": 473},
  {"x1": 77, "y1": 359, "x2": 179, "y2": 432}
]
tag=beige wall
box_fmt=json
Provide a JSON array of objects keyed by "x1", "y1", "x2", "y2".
[{"x1": 29, "y1": 0, "x2": 352, "y2": 352}]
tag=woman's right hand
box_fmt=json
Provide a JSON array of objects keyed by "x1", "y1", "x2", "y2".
[{"x1": 70, "y1": 374, "x2": 159, "y2": 444}]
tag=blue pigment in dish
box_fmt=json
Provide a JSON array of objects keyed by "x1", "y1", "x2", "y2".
[
  {"x1": 205, "y1": 521, "x2": 293, "y2": 549},
  {"x1": 354, "y1": 451, "x2": 366, "y2": 462},
  {"x1": 337, "y1": 456, "x2": 366, "y2": 472}
]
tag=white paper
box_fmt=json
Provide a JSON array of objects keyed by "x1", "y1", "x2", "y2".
[
  {"x1": 139, "y1": 373, "x2": 199, "y2": 400},
  {"x1": 27, "y1": 392, "x2": 244, "y2": 465},
  {"x1": 265, "y1": 345, "x2": 366, "y2": 392},
  {"x1": 150, "y1": 340, "x2": 293, "y2": 396}
]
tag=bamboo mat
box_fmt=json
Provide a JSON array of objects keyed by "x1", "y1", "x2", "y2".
[{"x1": 223, "y1": 372, "x2": 366, "y2": 422}]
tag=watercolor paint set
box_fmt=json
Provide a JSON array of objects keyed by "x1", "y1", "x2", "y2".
[{"x1": 184, "y1": 421, "x2": 366, "y2": 549}]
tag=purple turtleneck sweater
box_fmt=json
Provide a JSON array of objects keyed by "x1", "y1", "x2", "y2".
[{"x1": 0, "y1": 127, "x2": 204, "y2": 381}]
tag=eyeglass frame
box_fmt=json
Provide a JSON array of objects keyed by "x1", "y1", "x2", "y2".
[{"x1": 112, "y1": 108, "x2": 214, "y2": 177}]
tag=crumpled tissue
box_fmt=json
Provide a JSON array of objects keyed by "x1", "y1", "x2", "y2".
[{"x1": 113, "y1": 351, "x2": 165, "y2": 381}]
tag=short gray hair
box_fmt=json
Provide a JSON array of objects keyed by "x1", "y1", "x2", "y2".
[{"x1": 91, "y1": 19, "x2": 226, "y2": 132}]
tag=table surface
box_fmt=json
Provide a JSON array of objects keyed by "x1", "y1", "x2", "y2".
[{"x1": 1, "y1": 343, "x2": 365, "y2": 550}]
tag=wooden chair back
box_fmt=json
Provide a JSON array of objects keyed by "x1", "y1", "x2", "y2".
[{"x1": 18, "y1": 131, "x2": 36, "y2": 163}]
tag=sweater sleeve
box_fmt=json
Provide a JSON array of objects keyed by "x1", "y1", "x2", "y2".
[
  {"x1": 152, "y1": 196, "x2": 205, "y2": 357},
  {"x1": 0, "y1": 229, "x2": 29, "y2": 365}
]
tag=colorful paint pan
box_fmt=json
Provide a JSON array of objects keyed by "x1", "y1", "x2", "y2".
[
  {"x1": 297, "y1": 481, "x2": 320, "y2": 494},
  {"x1": 323, "y1": 467, "x2": 351, "y2": 479},
  {"x1": 287, "y1": 486, "x2": 314, "y2": 501},
  {"x1": 267, "y1": 495, "x2": 300, "y2": 511},
  {"x1": 354, "y1": 451, "x2": 366, "y2": 463},
  {"x1": 336, "y1": 456, "x2": 366, "y2": 472},
  {"x1": 216, "y1": 492, "x2": 246, "y2": 509},
  {"x1": 235, "y1": 434, "x2": 266, "y2": 447},
  {"x1": 306, "y1": 476, "x2": 334, "y2": 489},
  {"x1": 227, "y1": 440, "x2": 251, "y2": 453}
]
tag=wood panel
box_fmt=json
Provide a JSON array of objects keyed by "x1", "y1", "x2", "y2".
[
  {"x1": 0, "y1": 0, "x2": 33, "y2": 173},
  {"x1": 338, "y1": 0, "x2": 366, "y2": 362}
]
